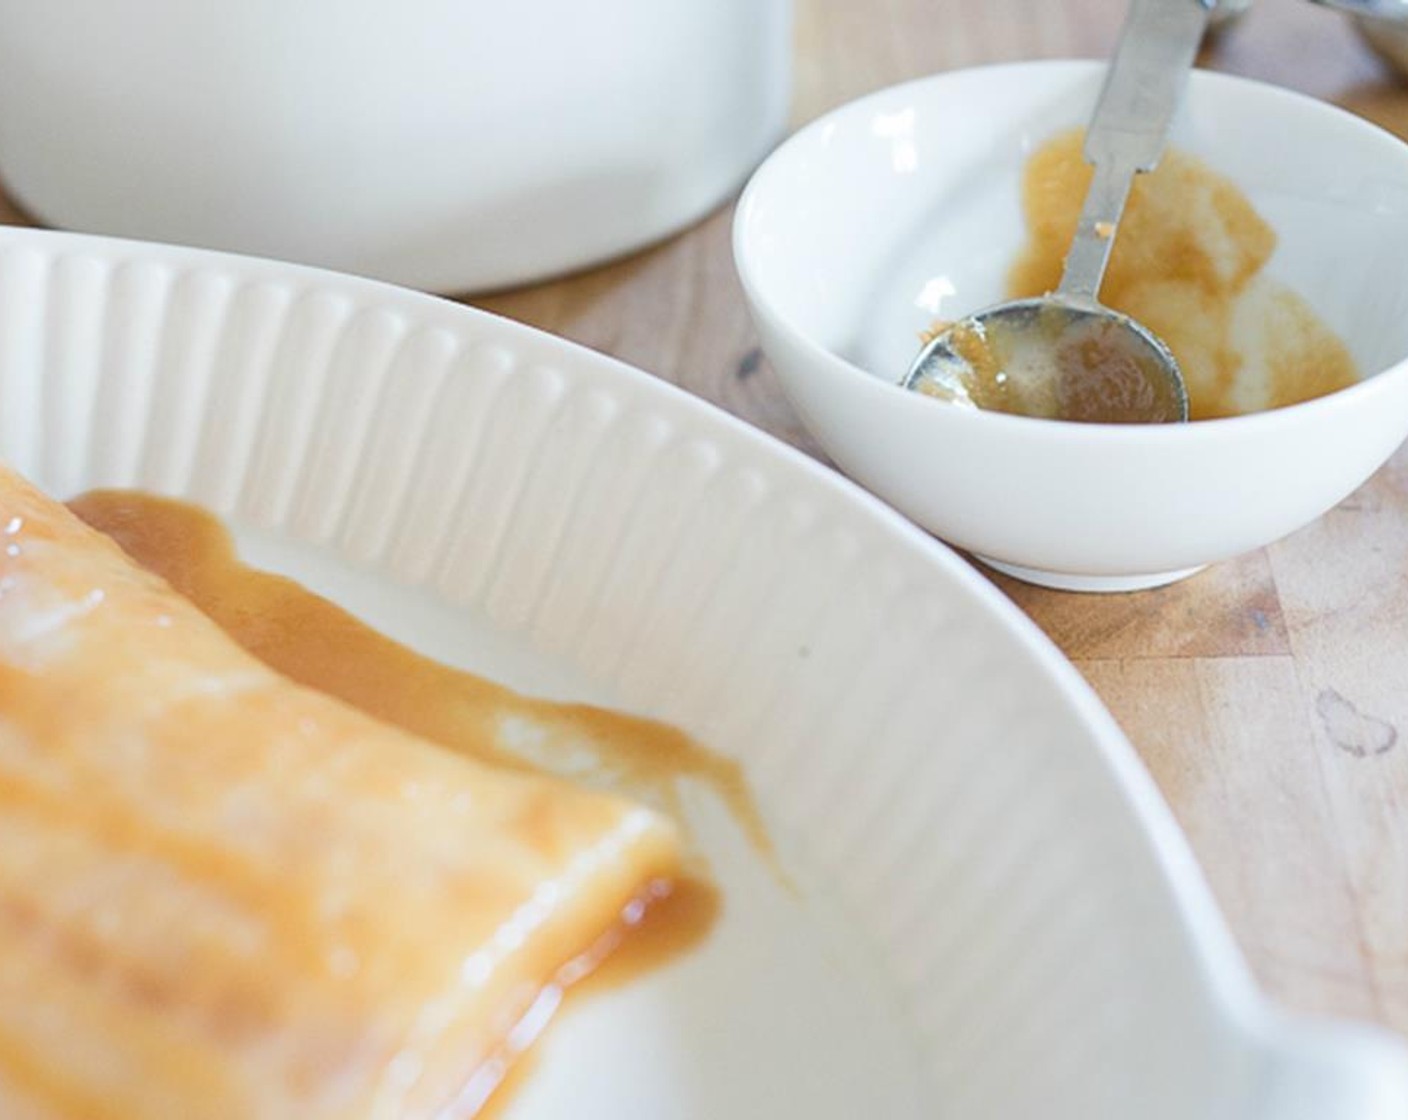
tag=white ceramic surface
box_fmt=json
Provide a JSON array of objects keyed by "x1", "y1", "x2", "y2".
[
  {"x1": 1355, "y1": 11, "x2": 1408, "y2": 75},
  {"x1": 1, "y1": 226, "x2": 1405, "y2": 1117},
  {"x1": 0, "y1": 0, "x2": 790, "y2": 294},
  {"x1": 734, "y1": 62, "x2": 1408, "y2": 590}
]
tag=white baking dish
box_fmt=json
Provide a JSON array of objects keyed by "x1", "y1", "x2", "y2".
[{"x1": 0, "y1": 226, "x2": 1402, "y2": 1117}]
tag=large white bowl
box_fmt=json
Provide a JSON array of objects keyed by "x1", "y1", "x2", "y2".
[
  {"x1": 1, "y1": 226, "x2": 1406, "y2": 1116},
  {"x1": 0, "y1": 0, "x2": 790, "y2": 293},
  {"x1": 734, "y1": 62, "x2": 1408, "y2": 591}
]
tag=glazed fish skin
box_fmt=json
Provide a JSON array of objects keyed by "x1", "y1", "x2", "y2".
[{"x1": 0, "y1": 465, "x2": 680, "y2": 1119}]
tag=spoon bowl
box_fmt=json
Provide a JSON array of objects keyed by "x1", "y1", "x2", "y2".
[
  {"x1": 902, "y1": 297, "x2": 1189, "y2": 423},
  {"x1": 901, "y1": 0, "x2": 1209, "y2": 425}
]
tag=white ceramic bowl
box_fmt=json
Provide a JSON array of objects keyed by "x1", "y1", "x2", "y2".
[
  {"x1": 0, "y1": 0, "x2": 790, "y2": 293},
  {"x1": 1354, "y1": 11, "x2": 1408, "y2": 75},
  {"x1": 734, "y1": 62, "x2": 1408, "y2": 591}
]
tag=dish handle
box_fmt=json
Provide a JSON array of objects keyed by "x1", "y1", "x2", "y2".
[{"x1": 1253, "y1": 1013, "x2": 1408, "y2": 1119}]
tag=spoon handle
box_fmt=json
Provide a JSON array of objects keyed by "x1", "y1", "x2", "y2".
[{"x1": 1058, "y1": 0, "x2": 1212, "y2": 303}]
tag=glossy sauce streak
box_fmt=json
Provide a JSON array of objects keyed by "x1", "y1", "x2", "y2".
[
  {"x1": 1008, "y1": 129, "x2": 1360, "y2": 420},
  {"x1": 476, "y1": 874, "x2": 721, "y2": 1119},
  {"x1": 69, "y1": 490, "x2": 734, "y2": 1118},
  {"x1": 568, "y1": 873, "x2": 720, "y2": 998},
  {"x1": 68, "y1": 490, "x2": 771, "y2": 864},
  {"x1": 476, "y1": 1045, "x2": 540, "y2": 1120}
]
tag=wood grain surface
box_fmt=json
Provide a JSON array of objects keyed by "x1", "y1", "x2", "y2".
[{"x1": 3, "y1": 0, "x2": 1405, "y2": 1037}]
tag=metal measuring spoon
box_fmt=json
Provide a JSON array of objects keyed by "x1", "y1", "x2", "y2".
[{"x1": 901, "y1": 0, "x2": 1213, "y2": 424}]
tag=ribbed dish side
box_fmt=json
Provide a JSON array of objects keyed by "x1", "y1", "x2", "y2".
[{"x1": 0, "y1": 234, "x2": 1258, "y2": 1119}]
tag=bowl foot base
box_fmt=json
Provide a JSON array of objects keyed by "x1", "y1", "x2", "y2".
[{"x1": 976, "y1": 556, "x2": 1207, "y2": 593}]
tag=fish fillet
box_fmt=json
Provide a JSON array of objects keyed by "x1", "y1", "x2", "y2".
[{"x1": 0, "y1": 464, "x2": 681, "y2": 1118}]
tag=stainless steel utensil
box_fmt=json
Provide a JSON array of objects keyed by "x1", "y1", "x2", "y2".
[{"x1": 900, "y1": 0, "x2": 1213, "y2": 424}]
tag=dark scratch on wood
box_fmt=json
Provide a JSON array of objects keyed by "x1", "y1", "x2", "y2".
[
  {"x1": 1316, "y1": 688, "x2": 1398, "y2": 757},
  {"x1": 735, "y1": 347, "x2": 763, "y2": 380}
]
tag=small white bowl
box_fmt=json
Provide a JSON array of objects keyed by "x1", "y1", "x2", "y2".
[{"x1": 734, "y1": 61, "x2": 1408, "y2": 591}]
